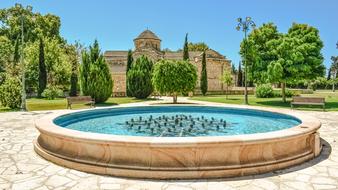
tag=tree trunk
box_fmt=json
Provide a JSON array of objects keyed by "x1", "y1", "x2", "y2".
[
  {"x1": 281, "y1": 82, "x2": 286, "y2": 103},
  {"x1": 226, "y1": 87, "x2": 228, "y2": 100},
  {"x1": 333, "y1": 83, "x2": 335, "y2": 92},
  {"x1": 173, "y1": 93, "x2": 178, "y2": 104}
]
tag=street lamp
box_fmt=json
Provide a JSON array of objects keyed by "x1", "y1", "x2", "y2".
[
  {"x1": 236, "y1": 16, "x2": 255, "y2": 105},
  {"x1": 15, "y1": 3, "x2": 33, "y2": 111}
]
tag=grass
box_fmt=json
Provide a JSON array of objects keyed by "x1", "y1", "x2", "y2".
[
  {"x1": 0, "y1": 97, "x2": 153, "y2": 112},
  {"x1": 190, "y1": 90, "x2": 338, "y2": 112}
]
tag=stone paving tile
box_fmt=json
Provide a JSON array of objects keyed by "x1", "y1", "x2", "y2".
[{"x1": 0, "y1": 102, "x2": 338, "y2": 190}]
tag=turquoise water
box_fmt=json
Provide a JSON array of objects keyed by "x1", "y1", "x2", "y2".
[{"x1": 54, "y1": 106, "x2": 301, "y2": 137}]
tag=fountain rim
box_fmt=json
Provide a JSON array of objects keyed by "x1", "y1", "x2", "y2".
[{"x1": 35, "y1": 103, "x2": 321, "y2": 145}]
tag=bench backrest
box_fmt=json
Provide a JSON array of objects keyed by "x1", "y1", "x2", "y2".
[
  {"x1": 292, "y1": 96, "x2": 325, "y2": 103},
  {"x1": 67, "y1": 96, "x2": 93, "y2": 103}
]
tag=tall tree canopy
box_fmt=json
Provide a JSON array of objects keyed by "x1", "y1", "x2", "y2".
[
  {"x1": 0, "y1": 4, "x2": 62, "y2": 44},
  {"x1": 239, "y1": 23, "x2": 280, "y2": 84},
  {"x1": 188, "y1": 42, "x2": 209, "y2": 51},
  {"x1": 267, "y1": 23, "x2": 325, "y2": 102}
]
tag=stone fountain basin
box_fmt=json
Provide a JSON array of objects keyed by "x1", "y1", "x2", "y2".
[{"x1": 34, "y1": 104, "x2": 321, "y2": 179}]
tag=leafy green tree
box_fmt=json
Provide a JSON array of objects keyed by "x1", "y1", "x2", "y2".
[
  {"x1": 25, "y1": 37, "x2": 71, "y2": 92},
  {"x1": 237, "y1": 63, "x2": 243, "y2": 87},
  {"x1": 80, "y1": 40, "x2": 113, "y2": 103},
  {"x1": 0, "y1": 4, "x2": 62, "y2": 44},
  {"x1": 200, "y1": 51, "x2": 208, "y2": 95},
  {"x1": 183, "y1": 33, "x2": 189, "y2": 61},
  {"x1": 188, "y1": 42, "x2": 209, "y2": 51},
  {"x1": 152, "y1": 60, "x2": 197, "y2": 103},
  {"x1": 0, "y1": 36, "x2": 12, "y2": 73},
  {"x1": 126, "y1": 50, "x2": 133, "y2": 96},
  {"x1": 267, "y1": 23, "x2": 325, "y2": 102},
  {"x1": 221, "y1": 69, "x2": 233, "y2": 99},
  {"x1": 37, "y1": 38, "x2": 46, "y2": 97},
  {"x1": 127, "y1": 55, "x2": 153, "y2": 99},
  {"x1": 0, "y1": 75, "x2": 22, "y2": 109},
  {"x1": 239, "y1": 23, "x2": 280, "y2": 84}
]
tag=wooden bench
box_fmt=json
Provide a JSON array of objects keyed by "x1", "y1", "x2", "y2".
[
  {"x1": 66, "y1": 96, "x2": 95, "y2": 109},
  {"x1": 291, "y1": 96, "x2": 325, "y2": 110}
]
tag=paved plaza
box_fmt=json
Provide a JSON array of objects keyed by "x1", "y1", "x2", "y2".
[{"x1": 1, "y1": 99, "x2": 338, "y2": 190}]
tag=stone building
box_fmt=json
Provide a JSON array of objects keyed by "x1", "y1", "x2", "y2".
[{"x1": 104, "y1": 30, "x2": 231, "y2": 96}]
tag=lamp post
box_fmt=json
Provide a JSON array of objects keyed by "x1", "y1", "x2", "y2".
[
  {"x1": 236, "y1": 17, "x2": 255, "y2": 105},
  {"x1": 15, "y1": 3, "x2": 32, "y2": 111}
]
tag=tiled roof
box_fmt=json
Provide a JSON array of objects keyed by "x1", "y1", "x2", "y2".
[
  {"x1": 104, "y1": 51, "x2": 128, "y2": 57},
  {"x1": 134, "y1": 30, "x2": 161, "y2": 41}
]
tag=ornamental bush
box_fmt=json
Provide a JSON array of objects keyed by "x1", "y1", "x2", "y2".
[
  {"x1": 0, "y1": 76, "x2": 22, "y2": 109},
  {"x1": 273, "y1": 88, "x2": 295, "y2": 98},
  {"x1": 42, "y1": 86, "x2": 63, "y2": 100},
  {"x1": 152, "y1": 59, "x2": 197, "y2": 103},
  {"x1": 127, "y1": 55, "x2": 153, "y2": 99},
  {"x1": 255, "y1": 84, "x2": 274, "y2": 98}
]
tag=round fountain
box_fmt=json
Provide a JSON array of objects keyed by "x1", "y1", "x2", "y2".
[{"x1": 34, "y1": 105, "x2": 321, "y2": 179}]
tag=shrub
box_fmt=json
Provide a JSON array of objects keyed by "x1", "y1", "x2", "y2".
[
  {"x1": 255, "y1": 84, "x2": 274, "y2": 98},
  {"x1": 42, "y1": 86, "x2": 63, "y2": 100},
  {"x1": 127, "y1": 55, "x2": 153, "y2": 99},
  {"x1": 0, "y1": 76, "x2": 22, "y2": 109},
  {"x1": 273, "y1": 89, "x2": 296, "y2": 98}
]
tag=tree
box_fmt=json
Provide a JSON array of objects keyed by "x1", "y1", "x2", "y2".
[
  {"x1": 25, "y1": 37, "x2": 71, "y2": 92},
  {"x1": 200, "y1": 51, "x2": 208, "y2": 95},
  {"x1": 239, "y1": 23, "x2": 280, "y2": 84},
  {"x1": 267, "y1": 23, "x2": 325, "y2": 102},
  {"x1": 237, "y1": 63, "x2": 243, "y2": 87},
  {"x1": 330, "y1": 56, "x2": 338, "y2": 92},
  {"x1": 66, "y1": 44, "x2": 80, "y2": 96},
  {"x1": 152, "y1": 60, "x2": 197, "y2": 103},
  {"x1": 13, "y1": 36, "x2": 20, "y2": 66},
  {"x1": 0, "y1": 36, "x2": 12, "y2": 73},
  {"x1": 231, "y1": 64, "x2": 237, "y2": 75},
  {"x1": 37, "y1": 38, "x2": 46, "y2": 97},
  {"x1": 221, "y1": 69, "x2": 233, "y2": 99},
  {"x1": 183, "y1": 33, "x2": 189, "y2": 61},
  {"x1": 188, "y1": 42, "x2": 209, "y2": 51},
  {"x1": 126, "y1": 50, "x2": 133, "y2": 96},
  {"x1": 80, "y1": 40, "x2": 113, "y2": 103},
  {"x1": 127, "y1": 55, "x2": 153, "y2": 99},
  {"x1": 0, "y1": 4, "x2": 62, "y2": 44}
]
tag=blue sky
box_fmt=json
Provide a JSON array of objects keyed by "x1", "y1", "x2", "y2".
[{"x1": 1, "y1": 0, "x2": 338, "y2": 70}]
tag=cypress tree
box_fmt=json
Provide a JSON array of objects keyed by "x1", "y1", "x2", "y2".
[
  {"x1": 127, "y1": 55, "x2": 153, "y2": 99},
  {"x1": 126, "y1": 50, "x2": 133, "y2": 96},
  {"x1": 200, "y1": 51, "x2": 208, "y2": 95},
  {"x1": 183, "y1": 33, "x2": 189, "y2": 61},
  {"x1": 13, "y1": 36, "x2": 20, "y2": 65},
  {"x1": 237, "y1": 63, "x2": 243, "y2": 87},
  {"x1": 69, "y1": 46, "x2": 78, "y2": 96},
  {"x1": 80, "y1": 40, "x2": 113, "y2": 103},
  {"x1": 38, "y1": 38, "x2": 47, "y2": 97}
]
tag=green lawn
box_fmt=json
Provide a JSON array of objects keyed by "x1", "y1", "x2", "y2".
[
  {"x1": 0, "y1": 97, "x2": 151, "y2": 112},
  {"x1": 190, "y1": 90, "x2": 338, "y2": 111}
]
